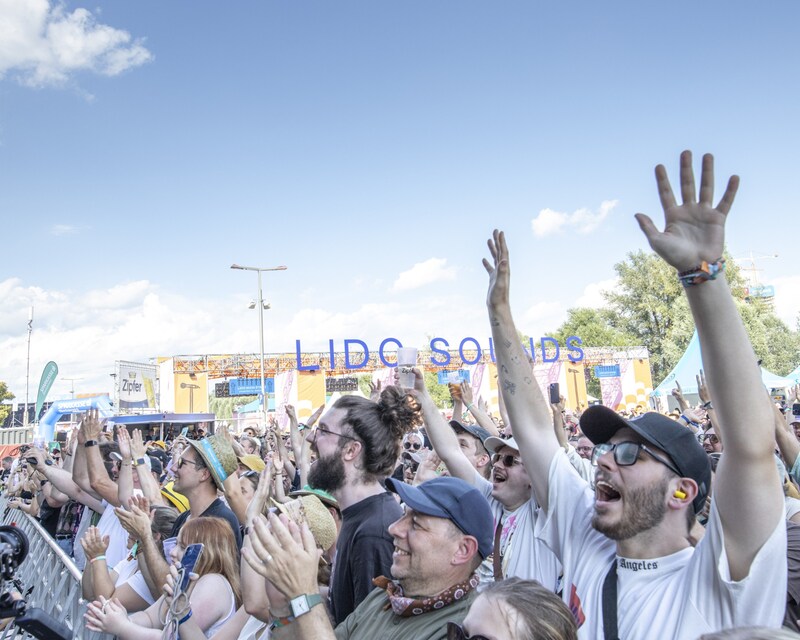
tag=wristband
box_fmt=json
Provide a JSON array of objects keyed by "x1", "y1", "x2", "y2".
[
  {"x1": 298, "y1": 423, "x2": 309, "y2": 431},
  {"x1": 84, "y1": 440, "x2": 98, "y2": 448},
  {"x1": 268, "y1": 612, "x2": 295, "y2": 630},
  {"x1": 678, "y1": 258, "x2": 725, "y2": 287},
  {"x1": 465, "y1": 403, "x2": 474, "y2": 411},
  {"x1": 679, "y1": 414, "x2": 699, "y2": 427},
  {"x1": 178, "y1": 609, "x2": 193, "y2": 625},
  {"x1": 90, "y1": 555, "x2": 106, "y2": 564},
  {"x1": 702, "y1": 402, "x2": 713, "y2": 410}
]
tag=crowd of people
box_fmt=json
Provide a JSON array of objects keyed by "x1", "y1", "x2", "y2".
[{"x1": 1, "y1": 151, "x2": 797, "y2": 639}]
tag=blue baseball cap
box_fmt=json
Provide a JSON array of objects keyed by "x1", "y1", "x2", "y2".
[{"x1": 385, "y1": 476, "x2": 494, "y2": 559}]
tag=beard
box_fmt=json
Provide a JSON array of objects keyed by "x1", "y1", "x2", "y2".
[
  {"x1": 308, "y1": 452, "x2": 346, "y2": 493},
  {"x1": 592, "y1": 475, "x2": 670, "y2": 541}
]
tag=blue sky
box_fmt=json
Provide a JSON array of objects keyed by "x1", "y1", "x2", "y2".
[{"x1": 2, "y1": 0, "x2": 800, "y2": 401}]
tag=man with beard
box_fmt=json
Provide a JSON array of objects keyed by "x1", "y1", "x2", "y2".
[
  {"x1": 306, "y1": 385, "x2": 422, "y2": 625},
  {"x1": 483, "y1": 152, "x2": 786, "y2": 638}
]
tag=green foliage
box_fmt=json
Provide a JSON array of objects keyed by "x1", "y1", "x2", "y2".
[
  {"x1": 549, "y1": 307, "x2": 637, "y2": 348},
  {"x1": 547, "y1": 250, "x2": 800, "y2": 384},
  {"x1": 0, "y1": 381, "x2": 14, "y2": 426}
]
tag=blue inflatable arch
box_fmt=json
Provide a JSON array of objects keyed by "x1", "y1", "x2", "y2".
[{"x1": 38, "y1": 395, "x2": 114, "y2": 441}]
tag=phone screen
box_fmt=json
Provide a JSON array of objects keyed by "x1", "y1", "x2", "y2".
[
  {"x1": 180, "y1": 427, "x2": 189, "y2": 438},
  {"x1": 179, "y1": 543, "x2": 204, "y2": 591}
]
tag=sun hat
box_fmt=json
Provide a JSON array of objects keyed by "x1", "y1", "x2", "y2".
[
  {"x1": 186, "y1": 434, "x2": 238, "y2": 491},
  {"x1": 275, "y1": 495, "x2": 337, "y2": 551},
  {"x1": 238, "y1": 454, "x2": 266, "y2": 473}
]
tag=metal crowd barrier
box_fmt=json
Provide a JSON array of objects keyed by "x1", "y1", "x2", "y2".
[{"x1": 0, "y1": 495, "x2": 112, "y2": 640}]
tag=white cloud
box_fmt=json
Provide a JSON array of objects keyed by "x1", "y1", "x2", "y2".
[
  {"x1": 769, "y1": 275, "x2": 800, "y2": 328},
  {"x1": 392, "y1": 258, "x2": 457, "y2": 292},
  {"x1": 0, "y1": 0, "x2": 153, "y2": 88},
  {"x1": 50, "y1": 224, "x2": 77, "y2": 235},
  {"x1": 575, "y1": 277, "x2": 618, "y2": 308},
  {"x1": 531, "y1": 199, "x2": 619, "y2": 237}
]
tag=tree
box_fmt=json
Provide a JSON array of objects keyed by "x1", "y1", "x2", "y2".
[
  {"x1": 549, "y1": 307, "x2": 637, "y2": 348},
  {"x1": 0, "y1": 381, "x2": 15, "y2": 427},
  {"x1": 602, "y1": 249, "x2": 799, "y2": 383}
]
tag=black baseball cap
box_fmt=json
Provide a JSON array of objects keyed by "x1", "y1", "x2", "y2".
[
  {"x1": 386, "y1": 476, "x2": 494, "y2": 558},
  {"x1": 580, "y1": 405, "x2": 711, "y2": 514},
  {"x1": 449, "y1": 420, "x2": 491, "y2": 444}
]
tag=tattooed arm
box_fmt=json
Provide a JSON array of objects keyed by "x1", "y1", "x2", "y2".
[{"x1": 483, "y1": 230, "x2": 560, "y2": 512}]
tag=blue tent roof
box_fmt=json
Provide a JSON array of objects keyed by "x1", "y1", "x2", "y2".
[{"x1": 653, "y1": 331, "x2": 795, "y2": 396}]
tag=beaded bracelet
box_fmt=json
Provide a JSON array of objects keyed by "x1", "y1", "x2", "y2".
[{"x1": 678, "y1": 258, "x2": 725, "y2": 287}]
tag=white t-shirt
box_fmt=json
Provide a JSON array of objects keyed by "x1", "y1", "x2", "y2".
[
  {"x1": 564, "y1": 444, "x2": 594, "y2": 486},
  {"x1": 473, "y1": 472, "x2": 561, "y2": 592},
  {"x1": 537, "y1": 450, "x2": 787, "y2": 639},
  {"x1": 111, "y1": 556, "x2": 139, "y2": 586},
  {"x1": 96, "y1": 501, "x2": 130, "y2": 568}
]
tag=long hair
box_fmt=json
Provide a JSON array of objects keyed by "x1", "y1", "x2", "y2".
[
  {"x1": 178, "y1": 517, "x2": 241, "y2": 607},
  {"x1": 481, "y1": 577, "x2": 577, "y2": 640},
  {"x1": 334, "y1": 385, "x2": 422, "y2": 481}
]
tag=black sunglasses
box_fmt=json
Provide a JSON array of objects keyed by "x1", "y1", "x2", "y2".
[
  {"x1": 447, "y1": 622, "x2": 489, "y2": 640},
  {"x1": 177, "y1": 457, "x2": 203, "y2": 470},
  {"x1": 403, "y1": 442, "x2": 422, "y2": 451},
  {"x1": 490, "y1": 453, "x2": 521, "y2": 467},
  {"x1": 592, "y1": 441, "x2": 681, "y2": 477}
]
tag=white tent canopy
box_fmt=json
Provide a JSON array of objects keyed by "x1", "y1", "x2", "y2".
[{"x1": 653, "y1": 331, "x2": 795, "y2": 397}]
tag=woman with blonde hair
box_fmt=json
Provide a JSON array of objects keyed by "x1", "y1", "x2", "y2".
[{"x1": 85, "y1": 516, "x2": 241, "y2": 638}]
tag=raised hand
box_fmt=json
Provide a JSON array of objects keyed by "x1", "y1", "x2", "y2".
[
  {"x1": 130, "y1": 429, "x2": 147, "y2": 459},
  {"x1": 116, "y1": 426, "x2": 132, "y2": 460},
  {"x1": 635, "y1": 151, "x2": 738, "y2": 272},
  {"x1": 285, "y1": 404, "x2": 297, "y2": 423},
  {"x1": 307, "y1": 404, "x2": 325, "y2": 427},
  {"x1": 246, "y1": 459, "x2": 274, "y2": 527},
  {"x1": 483, "y1": 229, "x2": 511, "y2": 310},
  {"x1": 697, "y1": 370, "x2": 711, "y2": 406},
  {"x1": 460, "y1": 381, "x2": 474, "y2": 407},
  {"x1": 368, "y1": 380, "x2": 382, "y2": 403},
  {"x1": 80, "y1": 526, "x2": 110, "y2": 560},
  {"x1": 81, "y1": 408, "x2": 104, "y2": 441}
]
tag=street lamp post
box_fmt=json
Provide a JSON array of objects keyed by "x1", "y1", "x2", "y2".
[
  {"x1": 230, "y1": 263, "x2": 287, "y2": 433},
  {"x1": 180, "y1": 382, "x2": 201, "y2": 413}
]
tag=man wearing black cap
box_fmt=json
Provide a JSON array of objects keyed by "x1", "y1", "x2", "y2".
[
  {"x1": 449, "y1": 420, "x2": 492, "y2": 479},
  {"x1": 247, "y1": 476, "x2": 492, "y2": 639},
  {"x1": 483, "y1": 153, "x2": 786, "y2": 638}
]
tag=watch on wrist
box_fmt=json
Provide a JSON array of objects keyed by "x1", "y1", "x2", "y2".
[
  {"x1": 133, "y1": 457, "x2": 147, "y2": 467},
  {"x1": 289, "y1": 593, "x2": 323, "y2": 618},
  {"x1": 84, "y1": 440, "x2": 98, "y2": 448}
]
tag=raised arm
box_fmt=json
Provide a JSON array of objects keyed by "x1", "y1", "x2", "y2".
[
  {"x1": 459, "y1": 381, "x2": 500, "y2": 436},
  {"x1": 27, "y1": 446, "x2": 104, "y2": 512},
  {"x1": 83, "y1": 409, "x2": 121, "y2": 507},
  {"x1": 635, "y1": 150, "x2": 782, "y2": 580},
  {"x1": 483, "y1": 230, "x2": 560, "y2": 511},
  {"x1": 130, "y1": 429, "x2": 165, "y2": 506},
  {"x1": 116, "y1": 426, "x2": 134, "y2": 508},
  {"x1": 410, "y1": 369, "x2": 480, "y2": 482}
]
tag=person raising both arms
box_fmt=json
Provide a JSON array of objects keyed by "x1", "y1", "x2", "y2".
[{"x1": 482, "y1": 151, "x2": 786, "y2": 639}]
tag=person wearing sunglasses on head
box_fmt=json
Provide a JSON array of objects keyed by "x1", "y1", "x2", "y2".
[{"x1": 484, "y1": 153, "x2": 786, "y2": 638}]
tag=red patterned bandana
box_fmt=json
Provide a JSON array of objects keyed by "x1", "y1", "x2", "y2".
[{"x1": 373, "y1": 573, "x2": 479, "y2": 617}]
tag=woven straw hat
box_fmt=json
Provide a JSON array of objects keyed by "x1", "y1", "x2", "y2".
[
  {"x1": 238, "y1": 454, "x2": 266, "y2": 472},
  {"x1": 275, "y1": 495, "x2": 337, "y2": 551},
  {"x1": 186, "y1": 434, "x2": 238, "y2": 490}
]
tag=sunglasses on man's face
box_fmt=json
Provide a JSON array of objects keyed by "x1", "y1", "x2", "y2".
[
  {"x1": 446, "y1": 622, "x2": 489, "y2": 640},
  {"x1": 703, "y1": 434, "x2": 719, "y2": 444},
  {"x1": 177, "y1": 457, "x2": 203, "y2": 470},
  {"x1": 592, "y1": 441, "x2": 681, "y2": 477},
  {"x1": 403, "y1": 442, "x2": 422, "y2": 451},
  {"x1": 491, "y1": 453, "x2": 522, "y2": 467}
]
